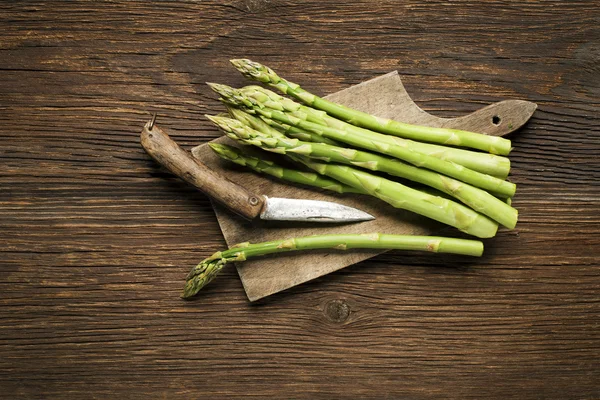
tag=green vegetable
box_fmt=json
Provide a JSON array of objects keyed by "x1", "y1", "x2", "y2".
[
  {"x1": 292, "y1": 155, "x2": 498, "y2": 238},
  {"x1": 241, "y1": 85, "x2": 511, "y2": 178},
  {"x1": 182, "y1": 233, "x2": 484, "y2": 298},
  {"x1": 227, "y1": 106, "x2": 340, "y2": 146},
  {"x1": 207, "y1": 117, "x2": 517, "y2": 229},
  {"x1": 207, "y1": 113, "x2": 499, "y2": 238},
  {"x1": 208, "y1": 83, "x2": 515, "y2": 198},
  {"x1": 209, "y1": 142, "x2": 365, "y2": 194},
  {"x1": 230, "y1": 58, "x2": 512, "y2": 155}
]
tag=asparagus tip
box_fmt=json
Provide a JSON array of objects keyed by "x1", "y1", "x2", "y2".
[
  {"x1": 206, "y1": 82, "x2": 233, "y2": 95},
  {"x1": 181, "y1": 281, "x2": 201, "y2": 299},
  {"x1": 207, "y1": 82, "x2": 256, "y2": 109},
  {"x1": 208, "y1": 142, "x2": 223, "y2": 152},
  {"x1": 206, "y1": 114, "x2": 246, "y2": 135},
  {"x1": 230, "y1": 58, "x2": 277, "y2": 84},
  {"x1": 204, "y1": 113, "x2": 221, "y2": 126},
  {"x1": 181, "y1": 277, "x2": 199, "y2": 299},
  {"x1": 209, "y1": 142, "x2": 240, "y2": 161},
  {"x1": 229, "y1": 58, "x2": 253, "y2": 70}
]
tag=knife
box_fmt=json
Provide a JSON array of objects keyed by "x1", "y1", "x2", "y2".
[{"x1": 140, "y1": 117, "x2": 375, "y2": 223}]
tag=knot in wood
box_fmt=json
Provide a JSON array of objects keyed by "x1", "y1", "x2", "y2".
[{"x1": 324, "y1": 299, "x2": 350, "y2": 324}]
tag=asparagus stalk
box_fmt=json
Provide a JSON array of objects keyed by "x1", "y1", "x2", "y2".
[
  {"x1": 209, "y1": 142, "x2": 365, "y2": 195},
  {"x1": 230, "y1": 59, "x2": 512, "y2": 155},
  {"x1": 241, "y1": 85, "x2": 511, "y2": 178},
  {"x1": 208, "y1": 117, "x2": 517, "y2": 229},
  {"x1": 182, "y1": 233, "x2": 484, "y2": 297},
  {"x1": 208, "y1": 83, "x2": 516, "y2": 198}
]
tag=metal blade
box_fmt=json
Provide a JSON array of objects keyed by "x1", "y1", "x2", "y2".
[{"x1": 260, "y1": 197, "x2": 375, "y2": 223}]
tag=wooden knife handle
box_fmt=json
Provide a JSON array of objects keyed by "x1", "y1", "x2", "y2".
[{"x1": 140, "y1": 121, "x2": 265, "y2": 220}]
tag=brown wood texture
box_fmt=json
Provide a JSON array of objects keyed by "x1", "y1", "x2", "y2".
[
  {"x1": 192, "y1": 71, "x2": 535, "y2": 301},
  {"x1": 141, "y1": 121, "x2": 265, "y2": 220},
  {"x1": 1, "y1": 1, "x2": 599, "y2": 399}
]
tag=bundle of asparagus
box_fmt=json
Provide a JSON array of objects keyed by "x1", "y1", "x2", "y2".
[{"x1": 182, "y1": 59, "x2": 519, "y2": 298}]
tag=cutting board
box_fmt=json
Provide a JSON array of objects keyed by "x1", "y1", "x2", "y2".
[{"x1": 192, "y1": 71, "x2": 537, "y2": 301}]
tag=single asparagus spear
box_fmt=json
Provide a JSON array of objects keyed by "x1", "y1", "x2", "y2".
[
  {"x1": 241, "y1": 85, "x2": 511, "y2": 178},
  {"x1": 230, "y1": 59, "x2": 512, "y2": 155},
  {"x1": 209, "y1": 143, "x2": 365, "y2": 195},
  {"x1": 208, "y1": 83, "x2": 516, "y2": 198},
  {"x1": 182, "y1": 233, "x2": 484, "y2": 298},
  {"x1": 208, "y1": 116, "x2": 517, "y2": 229}
]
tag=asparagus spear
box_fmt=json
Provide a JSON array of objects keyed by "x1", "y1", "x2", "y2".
[
  {"x1": 182, "y1": 233, "x2": 484, "y2": 298},
  {"x1": 241, "y1": 85, "x2": 511, "y2": 178},
  {"x1": 230, "y1": 59, "x2": 512, "y2": 155},
  {"x1": 207, "y1": 116, "x2": 517, "y2": 229},
  {"x1": 208, "y1": 83, "x2": 516, "y2": 198},
  {"x1": 209, "y1": 143, "x2": 365, "y2": 195}
]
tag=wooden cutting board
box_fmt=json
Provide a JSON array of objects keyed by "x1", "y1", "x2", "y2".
[{"x1": 192, "y1": 71, "x2": 537, "y2": 301}]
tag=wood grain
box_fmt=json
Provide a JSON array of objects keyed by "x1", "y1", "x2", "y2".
[
  {"x1": 1, "y1": 1, "x2": 599, "y2": 399},
  {"x1": 191, "y1": 71, "x2": 535, "y2": 301}
]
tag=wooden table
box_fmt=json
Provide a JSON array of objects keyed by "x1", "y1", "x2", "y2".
[{"x1": 1, "y1": 1, "x2": 599, "y2": 398}]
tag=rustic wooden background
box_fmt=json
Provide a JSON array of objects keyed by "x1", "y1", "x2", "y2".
[{"x1": 1, "y1": 1, "x2": 599, "y2": 398}]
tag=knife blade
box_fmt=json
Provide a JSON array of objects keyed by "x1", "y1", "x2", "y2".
[
  {"x1": 140, "y1": 117, "x2": 374, "y2": 223},
  {"x1": 260, "y1": 196, "x2": 373, "y2": 222}
]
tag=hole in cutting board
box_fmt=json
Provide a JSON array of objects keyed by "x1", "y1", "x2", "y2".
[{"x1": 492, "y1": 115, "x2": 501, "y2": 126}]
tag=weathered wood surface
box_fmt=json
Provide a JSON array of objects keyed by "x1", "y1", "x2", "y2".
[
  {"x1": 0, "y1": 1, "x2": 599, "y2": 398},
  {"x1": 192, "y1": 71, "x2": 535, "y2": 301}
]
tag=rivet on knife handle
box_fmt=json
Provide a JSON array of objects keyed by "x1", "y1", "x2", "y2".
[{"x1": 140, "y1": 117, "x2": 265, "y2": 220}]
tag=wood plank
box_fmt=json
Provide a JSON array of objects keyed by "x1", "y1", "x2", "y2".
[{"x1": 0, "y1": 1, "x2": 599, "y2": 399}]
